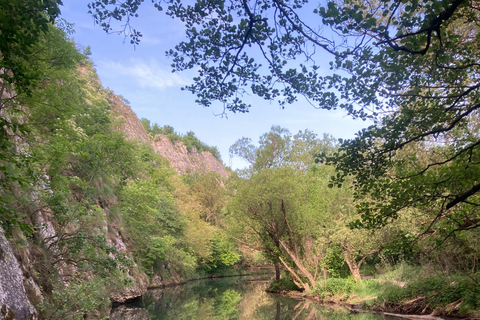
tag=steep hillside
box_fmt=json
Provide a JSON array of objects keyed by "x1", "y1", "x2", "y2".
[
  {"x1": 108, "y1": 91, "x2": 229, "y2": 177},
  {"x1": 108, "y1": 92, "x2": 150, "y2": 144}
]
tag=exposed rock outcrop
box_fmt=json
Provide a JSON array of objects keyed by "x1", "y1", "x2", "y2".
[
  {"x1": 0, "y1": 227, "x2": 36, "y2": 320},
  {"x1": 152, "y1": 135, "x2": 229, "y2": 178},
  {"x1": 109, "y1": 94, "x2": 150, "y2": 144},
  {"x1": 109, "y1": 94, "x2": 229, "y2": 178},
  {"x1": 104, "y1": 220, "x2": 149, "y2": 304}
]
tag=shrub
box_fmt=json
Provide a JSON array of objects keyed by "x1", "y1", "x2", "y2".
[
  {"x1": 380, "y1": 283, "x2": 406, "y2": 304},
  {"x1": 377, "y1": 260, "x2": 422, "y2": 283},
  {"x1": 353, "y1": 279, "x2": 383, "y2": 298},
  {"x1": 312, "y1": 278, "x2": 355, "y2": 298},
  {"x1": 268, "y1": 277, "x2": 301, "y2": 292},
  {"x1": 325, "y1": 278, "x2": 355, "y2": 296}
]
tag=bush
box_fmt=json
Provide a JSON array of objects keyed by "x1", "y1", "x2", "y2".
[
  {"x1": 377, "y1": 260, "x2": 422, "y2": 283},
  {"x1": 353, "y1": 279, "x2": 383, "y2": 298},
  {"x1": 322, "y1": 246, "x2": 348, "y2": 278},
  {"x1": 268, "y1": 277, "x2": 301, "y2": 292},
  {"x1": 325, "y1": 278, "x2": 355, "y2": 296},
  {"x1": 312, "y1": 278, "x2": 355, "y2": 298},
  {"x1": 380, "y1": 283, "x2": 406, "y2": 304}
]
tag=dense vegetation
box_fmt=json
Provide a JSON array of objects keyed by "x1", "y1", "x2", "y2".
[
  {"x1": 1, "y1": 0, "x2": 480, "y2": 319},
  {"x1": 91, "y1": 0, "x2": 480, "y2": 316},
  {"x1": 0, "y1": 19, "x2": 238, "y2": 319}
]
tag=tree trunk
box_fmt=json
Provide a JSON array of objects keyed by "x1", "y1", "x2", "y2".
[
  {"x1": 343, "y1": 249, "x2": 362, "y2": 282},
  {"x1": 279, "y1": 240, "x2": 316, "y2": 288},
  {"x1": 275, "y1": 262, "x2": 280, "y2": 280},
  {"x1": 279, "y1": 256, "x2": 309, "y2": 291}
]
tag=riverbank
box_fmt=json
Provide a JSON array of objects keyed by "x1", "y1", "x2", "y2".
[{"x1": 277, "y1": 281, "x2": 480, "y2": 320}]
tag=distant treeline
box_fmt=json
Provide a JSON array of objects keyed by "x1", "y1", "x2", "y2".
[{"x1": 141, "y1": 118, "x2": 222, "y2": 161}]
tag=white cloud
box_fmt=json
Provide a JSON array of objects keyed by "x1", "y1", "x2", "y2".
[{"x1": 102, "y1": 58, "x2": 188, "y2": 90}]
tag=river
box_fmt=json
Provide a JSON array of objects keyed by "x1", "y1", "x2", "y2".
[{"x1": 110, "y1": 275, "x2": 404, "y2": 320}]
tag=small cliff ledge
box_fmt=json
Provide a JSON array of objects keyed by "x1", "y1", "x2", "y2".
[{"x1": 109, "y1": 93, "x2": 150, "y2": 144}]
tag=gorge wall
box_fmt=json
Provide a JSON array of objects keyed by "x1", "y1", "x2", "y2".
[{"x1": 109, "y1": 91, "x2": 229, "y2": 178}]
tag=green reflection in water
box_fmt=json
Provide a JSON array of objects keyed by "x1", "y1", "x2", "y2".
[{"x1": 110, "y1": 276, "x2": 387, "y2": 320}]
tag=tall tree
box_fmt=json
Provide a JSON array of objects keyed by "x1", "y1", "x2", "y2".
[
  {"x1": 230, "y1": 126, "x2": 336, "y2": 175},
  {"x1": 229, "y1": 167, "x2": 318, "y2": 290}
]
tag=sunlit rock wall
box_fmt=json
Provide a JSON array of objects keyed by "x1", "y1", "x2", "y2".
[
  {"x1": 152, "y1": 135, "x2": 229, "y2": 178},
  {"x1": 108, "y1": 92, "x2": 229, "y2": 178},
  {"x1": 0, "y1": 227, "x2": 36, "y2": 320}
]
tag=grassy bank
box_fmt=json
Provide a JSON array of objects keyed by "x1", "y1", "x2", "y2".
[{"x1": 269, "y1": 264, "x2": 480, "y2": 319}]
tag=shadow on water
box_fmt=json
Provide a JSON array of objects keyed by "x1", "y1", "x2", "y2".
[{"x1": 110, "y1": 276, "x2": 399, "y2": 320}]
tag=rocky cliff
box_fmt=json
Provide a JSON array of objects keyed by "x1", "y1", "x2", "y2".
[
  {"x1": 151, "y1": 135, "x2": 229, "y2": 178},
  {"x1": 109, "y1": 94, "x2": 229, "y2": 178},
  {"x1": 0, "y1": 227, "x2": 37, "y2": 320},
  {"x1": 108, "y1": 93, "x2": 150, "y2": 144}
]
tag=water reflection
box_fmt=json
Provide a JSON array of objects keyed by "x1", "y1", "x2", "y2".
[{"x1": 110, "y1": 276, "x2": 388, "y2": 320}]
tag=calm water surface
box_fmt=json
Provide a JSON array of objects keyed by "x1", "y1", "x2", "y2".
[{"x1": 110, "y1": 276, "x2": 401, "y2": 320}]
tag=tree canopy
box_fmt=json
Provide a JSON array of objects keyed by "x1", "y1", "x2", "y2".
[
  {"x1": 88, "y1": 0, "x2": 480, "y2": 235},
  {"x1": 1, "y1": 2, "x2": 480, "y2": 315}
]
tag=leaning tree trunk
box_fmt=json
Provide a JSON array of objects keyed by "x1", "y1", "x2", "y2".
[
  {"x1": 343, "y1": 248, "x2": 362, "y2": 283},
  {"x1": 279, "y1": 240, "x2": 316, "y2": 290}
]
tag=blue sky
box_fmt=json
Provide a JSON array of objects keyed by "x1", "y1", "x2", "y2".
[{"x1": 60, "y1": 2, "x2": 371, "y2": 170}]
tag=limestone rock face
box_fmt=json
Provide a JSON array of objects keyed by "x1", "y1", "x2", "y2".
[
  {"x1": 109, "y1": 94, "x2": 150, "y2": 144},
  {"x1": 152, "y1": 135, "x2": 229, "y2": 178},
  {"x1": 109, "y1": 95, "x2": 229, "y2": 178},
  {"x1": 104, "y1": 218, "x2": 149, "y2": 304},
  {"x1": 0, "y1": 227, "x2": 36, "y2": 320},
  {"x1": 110, "y1": 283, "x2": 147, "y2": 304}
]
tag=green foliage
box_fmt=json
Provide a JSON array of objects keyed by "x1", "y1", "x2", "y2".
[
  {"x1": 378, "y1": 275, "x2": 480, "y2": 310},
  {"x1": 230, "y1": 126, "x2": 337, "y2": 175},
  {"x1": 379, "y1": 230, "x2": 420, "y2": 265},
  {"x1": 268, "y1": 277, "x2": 301, "y2": 292},
  {"x1": 39, "y1": 273, "x2": 127, "y2": 320},
  {"x1": 322, "y1": 246, "x2": 347, "y2": 278},
  {"x1": 353, "y1": 280, "x2": 383, "y2": 299},
  {"x1": 0, "y1": 0, "x2": 62, "y2": 92},
  {"x1": 311, "y1": 278, "x2": 355, "y2": 299},
  {"x1": 324, "y1": 278, "x2": 355, "y2": 297},
  {"x1": 119, "y1": 177, "x2": 186, "y2": 274},
  {"x1": 311, "y1": 278, "x2": 383, "y2": 301},
  {"x1": 376, "y1": 261, "x2": 422, "y2": 284},
  {"x1": 0, "y1": 22, "x2": 85, "y2": 232},
  {"x1": 203, "y1": 232, "x2": 241, "y2": 272},
  {"x1": 379, "y1": 283, "x2": 407, "y2": 304}
]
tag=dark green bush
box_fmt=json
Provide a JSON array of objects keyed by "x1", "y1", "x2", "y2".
[
  {"x1": 325, "y1": 278, "x2": 355, "y2": 296},
  {"x1": 268, "y1": 277, "x2": 301, "y2": 292},
  {"x1": 380, "y1": 283, "x2": 406, "y2": 304},
  {"x1": 312, "y1": 278, "x2": 355, "y2": 298}
]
